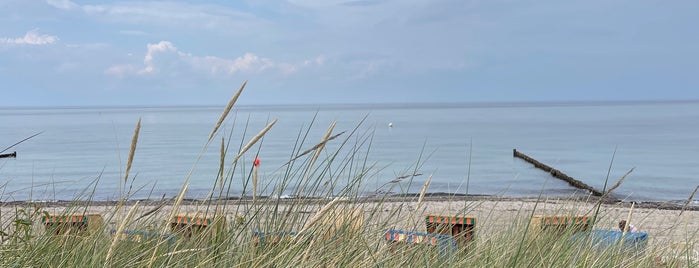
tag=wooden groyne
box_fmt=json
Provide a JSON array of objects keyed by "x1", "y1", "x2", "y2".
[
  {"x1": 513, "y1": 149, "x2": 604, "y2": 197},
  {"x1": 0, "y1": 152, "x2": 16, "y2": 159}
]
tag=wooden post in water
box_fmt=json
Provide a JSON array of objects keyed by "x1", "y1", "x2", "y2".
[
  {"x1": 0, "y1": 152, "x2": 16, "y2": 158},
  {"x1": 513, "y1": 149, "x2": 604, "y2": 197}
]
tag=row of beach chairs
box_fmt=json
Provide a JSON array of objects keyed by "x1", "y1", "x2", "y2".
[{"x1": 40, "y1": 213, "x2": 648, "y2": 255}]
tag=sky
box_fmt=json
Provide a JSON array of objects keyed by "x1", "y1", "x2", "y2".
[{"x1": 1, "y1": 0, "x2": 698, "y2": 106}]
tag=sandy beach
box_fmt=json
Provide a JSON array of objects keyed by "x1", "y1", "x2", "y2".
[{"x1": 5, "y1": 196, "x2": 696, "y2": 249}]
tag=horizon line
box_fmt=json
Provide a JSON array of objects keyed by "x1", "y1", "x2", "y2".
[{"x1": 1, "y1": 99, "x2": 699, "y2": 111}]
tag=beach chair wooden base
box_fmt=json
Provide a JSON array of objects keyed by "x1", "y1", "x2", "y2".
[
  {"x1": 384, "y1": 229, "x2": 457, "y2": 257},
  {"x1": 528, "y1": 215, "x2": 590, "y2": 238},
  {"x1": 110, "y1": 229, "x2": 177, "y2": 244},
  {"x1": 170, "y1": 213, "x2": 225, "y2": 240},
  {"x1": 425, "y1": 215, "x2": 476, "y2": 248},
  {"x1": 42, "y1": 214, "x2": 103, "y2": 236},
  {"x1": 252, "y1": 231, "x2": 297, "y2": 246}
]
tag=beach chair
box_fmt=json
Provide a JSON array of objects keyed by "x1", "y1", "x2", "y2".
[
  {"x1": 384, "y1": 229, "x2": 457, "y2": 256},
  {"x1": 570, "y1": 229, "x2": 648, "y2": 253},
  {"x1": 252, "y1": 231, "x2": 298, "y2": 246},
  {"x1": 528, "y1": 215, "x2": 590, "y2": 238},
  {"x1": 42, "y1": 214, "x2": 104, "y2": 236},
  {"x1": 109, "y1": 229, "x2": 177, "y2": 244},
  {"x1": 425, "y1": 215, "x2": 476, "y2": 248},
  {"x1": 170, "y1": 213, "x2": 226, "y2": 239}
]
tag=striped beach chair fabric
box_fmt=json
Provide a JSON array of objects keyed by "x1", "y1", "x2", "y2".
[
  {"x1": 425, "y1": 215, "x2": 476, "y2": 245},
  {"x1": 170, "y1": 214, "x2": 225, "y2": 239},
  {"x1": 529, "y1": 215, "x2": 590, "y2": 237},
  {"x1": 426, "y1": 215, "x2": 475, "y2": 225},
  {"x1": 541, "y1": 215, "x2": 590, "y2": 226},
  {"x1": 42, "y1": 214, "x2": 104, "y2": 235},
  {"x1": 172, "y1": 215, "x2": 213, "y2": 226}
]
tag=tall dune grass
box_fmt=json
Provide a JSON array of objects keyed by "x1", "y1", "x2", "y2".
[{"x1": 0, "y1": 82, "x2": 697, "y2": 267}]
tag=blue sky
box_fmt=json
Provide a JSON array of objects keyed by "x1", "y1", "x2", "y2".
[{"x1": 1, "y1": 0, "x2": 698, "y2": 106}]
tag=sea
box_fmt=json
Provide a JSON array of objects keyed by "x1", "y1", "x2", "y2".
[{"x1": 1, "y1": 101, "x2": 698, "y2": 205}]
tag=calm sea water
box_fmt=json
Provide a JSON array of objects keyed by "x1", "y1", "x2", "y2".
[{"x1": 1, "y1": 101, "x2": 698, "y2": 203}]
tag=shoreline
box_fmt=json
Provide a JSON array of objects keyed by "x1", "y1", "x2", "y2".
[{"x1": 3, "y1": 193, "x2": 697, "y2": 211}]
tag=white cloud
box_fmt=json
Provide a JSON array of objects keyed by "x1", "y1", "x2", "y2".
[
  {"x1": 141, "y1": 41, "x2": 178, "y2": 74},
  {"x1": 0, "y1": 29, "x2": 59, "y2": 45},
  {"x1": 107, "y1": 41, "x2": 322, "y2": 78},
  {"x1": 46, "y1": 0, "x2": 78, "y2": 10},
  {"x1": 77, "y1": 2, "x2": 262, "y2": 32},
  {"x1": 304, "y1": 55, "x2": 326, "y2": 66}
]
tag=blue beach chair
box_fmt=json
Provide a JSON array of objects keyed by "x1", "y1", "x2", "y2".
[
  {"x1": 384, "y1": 229, "x2": 457, "y2": 257},
  {"x1": 571, "y1": 230, "x2": 648, "y2": 253},
  {"x1": 110, "y1": 229, "x2": 177, "y2": 244},
  {"x1": 252, "y1": 231, "x2": 298, "y2": 245}
]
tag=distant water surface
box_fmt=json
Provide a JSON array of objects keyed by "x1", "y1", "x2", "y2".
[{"x1": 0, "y1": 101, "x2": 698, "y2": 203}]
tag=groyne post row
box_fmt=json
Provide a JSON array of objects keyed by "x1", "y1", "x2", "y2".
[
  {"x1": 513, "y1": 149, "x2": 604, "y2": 197},
  {"x1": 0, "y1": 152, "x2": 16, "y2": 158}
]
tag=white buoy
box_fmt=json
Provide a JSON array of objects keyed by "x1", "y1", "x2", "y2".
[{"x1": 388, "y1": 122, "x2": 393, "y2": 128}]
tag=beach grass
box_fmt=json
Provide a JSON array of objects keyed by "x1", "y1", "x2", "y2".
[
  {"x1": 0, "y1": 82, "x2": 697, "y2": 267},
  {"x1": 1, "y1": 196, "x2": 697, "y2": 267}
]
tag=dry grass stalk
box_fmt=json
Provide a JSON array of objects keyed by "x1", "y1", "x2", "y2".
[
  {"x1": 604, "y1": 168, "x2": 634, "y2": 196},
  {"x1": 680, "y1": 185, "x2": 699, "y2": 216},
  {"x1": 303, "y1": 121, "x2": 336, "y2": 182},
  {"x1": 219, "y1": 137, "x2": 225, "y2": 192},
  {"x1": 299, "y1": 203, "x2": 364, "y2": 265},
  {"x1": 124, "y1": 117, "x2": 141, "y2": 184},
  {"x1": 294, "y1": 197, "x2": 345, "y2": 266},
  {"x1": 389, "y1": 173, "x2": 423, "y2": 184},
  {"x1": 313, "y1": 121, "x2": 336, "y2": 161},
  {"x1": 231, "y1": 119, "x2": 277, "y2": 165},
  {"x1": 319, "y1": 207, "x2": 364, "y2": 239},
  {"x1": 133, "y1": 200, "x2": 167, "y2": 222},
  {"x1": 105, "y1": 201, "x2": 140, "y2": 266},
  {"x1": 148, "y1": 183, "x2": 188, "y2": 268},
  {"x1": 215, "y1": 137, "x2": 226, "y2": 215},
  {"x1": 416, "y1": 175, "x2": 432, "y2": 209},
  {"x1": 160, "y1": 248, "x2": 205, "y2": 257},
  {"x1": 148, "y1": 82, "x2": 250, "y2": 268},
  {"x1": 300, "y1": 197, "x2": 345, "y2": 233},
  {"x1": 618, "y1": 202, "x2": 635, "y2": 255},
  {"x1": 282, "y1": 131, "x2": 345, "y2": 166},
  {"x1": 621, "y1": 202, "x2": 635, "y2": 236},
  {"x1": 170, "y1": 183, "x2": 189, "y2": 221},
  {"x1": 0, "y1": 131, "x2": 43, "y2": 154},
  {"x1": 208, "y1": 80, "x2": 247, "y2": 142}
]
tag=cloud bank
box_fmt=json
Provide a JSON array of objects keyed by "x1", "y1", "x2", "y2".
[
  {"x1": 107, "y1": 41, "x2": 323, "y2": 78},
  {"x1": 46, "y1": 0, "x2": 78, "y2": 10},
  {"x1": 0, "y1": 29, "x2": 59, "y2": 45}
]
